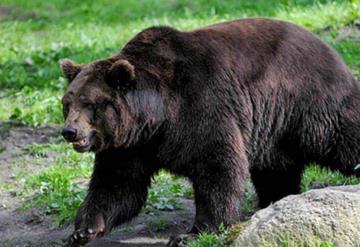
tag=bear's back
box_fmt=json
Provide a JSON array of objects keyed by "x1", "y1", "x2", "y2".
[{"x1": 188, "y1": 18, "x2": 356, "y2": 89}]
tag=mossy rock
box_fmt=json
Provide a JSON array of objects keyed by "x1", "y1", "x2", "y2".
[{"x1": 234, "y1": 185, "x2": 360, "y2": 247}]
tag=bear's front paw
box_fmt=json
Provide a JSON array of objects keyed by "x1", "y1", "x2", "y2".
[
  {"x1": 167, "y1": 233, "x2": 196, "y2": 247},
  {"x1": 67, "y1": 213, "x2": 105, "y2": 247}
]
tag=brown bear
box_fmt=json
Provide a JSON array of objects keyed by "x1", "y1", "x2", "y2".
[{"x1": 60, "y1": 18, "x2": 360, "y2": 246}]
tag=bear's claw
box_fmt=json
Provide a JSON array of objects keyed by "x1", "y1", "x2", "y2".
[{"x1": 67, "y1": 227, "x2": 104, "y2": 246}]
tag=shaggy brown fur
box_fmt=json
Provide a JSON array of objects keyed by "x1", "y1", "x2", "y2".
[{"x1": 60, "y1": 18, "x2": 360, "y2": 246}]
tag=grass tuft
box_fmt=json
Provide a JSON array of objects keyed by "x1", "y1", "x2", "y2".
[
  {"x1": 19, "y1": 143, "x2": 93, "y2": 224},
  {"x1": 188, "y1": 224, "x2": 229, "y2": 247},
  {"x1": 146, "y1": 171, "x2": 193, "y2": 212},
  {"x1": 301, "y1": 164, "x2": 360, "y2": 192}
]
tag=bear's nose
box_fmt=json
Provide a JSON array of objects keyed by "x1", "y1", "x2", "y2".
[{"x1": 61, "y1": 127, "x2": 77, "y2": 142}]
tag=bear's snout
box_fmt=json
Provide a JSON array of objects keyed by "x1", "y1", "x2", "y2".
[{"x1": 61, "y1": 126, "x2": 77, "y2": 142}]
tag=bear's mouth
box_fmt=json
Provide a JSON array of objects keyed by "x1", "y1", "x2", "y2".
[{"x1": 71, "y1": 131, "x2": 95, "y2": 152}]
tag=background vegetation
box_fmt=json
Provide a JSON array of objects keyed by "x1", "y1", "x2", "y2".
[{"x1": 0, "y1": 0, "x2": 359, "y2": 246}]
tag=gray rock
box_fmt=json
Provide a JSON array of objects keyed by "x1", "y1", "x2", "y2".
[{"x1": 234, "y1": 185, "x2": 360, "y2": 247}]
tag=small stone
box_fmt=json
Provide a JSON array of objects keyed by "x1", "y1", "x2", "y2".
[
  {"x1": 22, "y1": 211, "x2": 43, "y2": 224},
  {"x1": 9, "y1": 191, "x2": 17, "y2": 197}
]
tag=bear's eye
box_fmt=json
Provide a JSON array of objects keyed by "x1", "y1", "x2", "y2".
[
  {"x1": 83, "y1": 103, "x2": 93, "y2": 110},
  {"x1": 63, "y1": 104, "x2": 69, "y2": 117}
]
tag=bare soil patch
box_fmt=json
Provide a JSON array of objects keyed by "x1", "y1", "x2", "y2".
[
  {"x1": 0, "y1": 123, "x2": 194, "y2": 247},
  {"x1": 0, "y1": 5, "x2": 37, "y2": 21}
]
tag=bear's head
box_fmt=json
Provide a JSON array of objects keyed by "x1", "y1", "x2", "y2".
[{"x1": 60, "y1": 57, "x2": 166, "y2": 153}]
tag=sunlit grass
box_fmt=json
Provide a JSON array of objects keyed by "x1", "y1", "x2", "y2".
[
  {"x1": 188, "y1": 224, "x2": 229, "y2": 247},
  {"x1": 18, "y1": 142, "x2": 93, "y2": 224},
  {"x1": 13, "y1": 142, "x2": 193, "y2": 225},
  {"x1": 301, "y1": 164, "x2": 360, "y2": 192},
  {"x1": 0, "y1": 0, "x2": 358, "y2": 126}
]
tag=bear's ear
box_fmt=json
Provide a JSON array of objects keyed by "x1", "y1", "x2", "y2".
[
  {"x1": 106, "y1": 59, "x2": 136, "y2": 90},
  {"x1": 60, "y1": 59, "x2": 83, "y2": 82}
]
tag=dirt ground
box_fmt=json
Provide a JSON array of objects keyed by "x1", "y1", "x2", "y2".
[{"x1": 0, "y1": 123, "x2": 195, "y2": 247}]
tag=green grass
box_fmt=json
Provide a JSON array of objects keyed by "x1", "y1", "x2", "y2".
[
  {"x1": 333, "y1": 39, "x2": 360, "y2": 76},
  {"x1": 301, "y1": 164, "x2": 360, "y2": 192},
  {"x1": 188, "y1": 224, "x2": 230, "y2": 247},
  {"x1": 145, "y1": 171, "x2": 193, "y2": 212},
  {"x1": 18, "y1": 142, "x2": 93, "y2": 224},
  {"x1": 0, "y1": 0, "x2": 359, "y2": 126},
  {"x1": 14, "y1": 142, "x2": 193, "y2": 225}
]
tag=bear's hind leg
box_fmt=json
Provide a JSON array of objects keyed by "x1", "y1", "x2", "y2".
[
  {"x1": 251, "y1": 154, "x2": 304, "y2": 208},
  {"x1": 316, "y1": 106, "x2": 360, "y2": 178},
  {"x1": 320, "y1": 141, "x2": 360, "y2": 178},
  {"x1": 311, "y1": 92, "x2": 360, "y2": 178}
]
